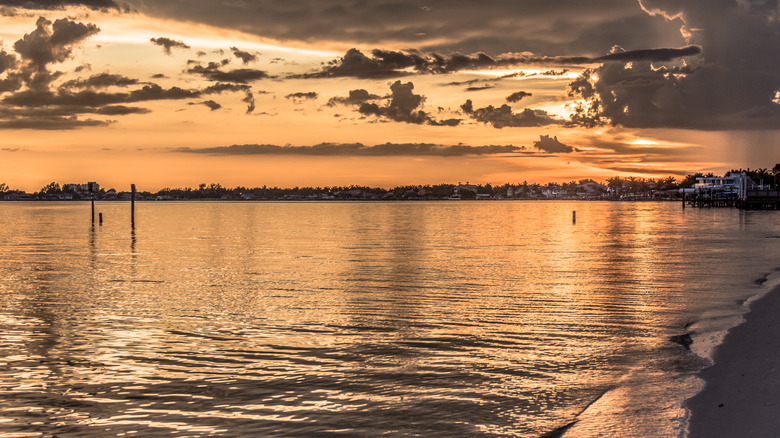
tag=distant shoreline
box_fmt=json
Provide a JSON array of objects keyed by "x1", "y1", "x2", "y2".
[{"x1": 0, "y1": 197, "x2": 684, "y2": 203}]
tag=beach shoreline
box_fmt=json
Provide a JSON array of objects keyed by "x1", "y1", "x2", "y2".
[{"x1": 685, "y1": 280, "x2": 780, "y2": 437}]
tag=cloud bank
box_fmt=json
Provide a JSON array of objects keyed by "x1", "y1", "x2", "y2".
[{"x1": 175, "y1": 142, "x2": 527, "y2": 156}]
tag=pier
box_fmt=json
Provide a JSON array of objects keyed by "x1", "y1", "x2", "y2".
[{"x1": 738, "y1": 190, "x2": 780, "y2": 210}]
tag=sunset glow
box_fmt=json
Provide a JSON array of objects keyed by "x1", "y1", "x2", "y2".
[{"x1": 0, "y1": 1, "x2": 778, "y2": 191}]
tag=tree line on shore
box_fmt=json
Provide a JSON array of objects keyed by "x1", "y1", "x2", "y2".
[{"x1": 2, "y1": 165, "x2": 778, "y2": 201}]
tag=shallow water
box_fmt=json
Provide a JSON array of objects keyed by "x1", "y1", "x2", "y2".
[{"x1": 0, "y1": 201, "x2": 778, "y2": 437}]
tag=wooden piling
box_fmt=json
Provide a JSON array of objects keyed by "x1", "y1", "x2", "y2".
[
  {"x1": 99, "y1": 212, "x2": 103, "y2": 225},
  {"x1": 572, "y1": 210, "x2": 576, "y2": 224},
  {"x1": 91, "y1": 198, "x2": 95, "y2": 224},
  {"x1": 131, "y1": 184, "x2": 136, "y2": 229}
]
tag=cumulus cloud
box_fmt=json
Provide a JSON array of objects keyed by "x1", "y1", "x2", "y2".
[
  {"x1": 533, "y1": 135, "x2": 574, "y2": 153},
  {"x1": 0, "y1": 16, "x2": 262, "y2": 129},
  {"x1": 461, "y1": 99, "x2": 563, "y2": 128},
  {"x1": 349, "y1": 80, "x2": 460, "y2": 126},
  {"x1": 0, "y1": 49, "x2": 17, "y2": 74},
  {"x1": 0, "y1": 17, "x2": 116, "y2": 128},
  {"x1": 175, "y1": 142, "x2": 525, "y2": 156},
  {"x1": 326, "y1": 89, "x2": 381, "y2": 106},
  {"x1": 150, "y1": 37, "x2": 190, "y2": 55},
  {"x1": 566, "y1": 2, "x2": 780, "y2": 130},
  {"x1": 230, "y1": 46, "x2": 257, "y2": 64},
  {"x1": 14, "y1": 17, "x2": 99, "y2": 70},
  {"x1": 506, "y1": 91, "x2": 532, "y2": 103}
]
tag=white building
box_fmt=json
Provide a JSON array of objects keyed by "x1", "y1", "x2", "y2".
[{"x1": 686, "y1": 172, "x2": 758, "y2": 200}]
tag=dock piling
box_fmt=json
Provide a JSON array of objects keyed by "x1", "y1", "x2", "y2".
[{"x1": 131, "y1": 184, "x2": 136, "y2": 229}]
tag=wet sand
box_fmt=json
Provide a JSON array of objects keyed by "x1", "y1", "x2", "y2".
[{"x1": 686, "y1": 284, "x2": 780, "y2": 437}]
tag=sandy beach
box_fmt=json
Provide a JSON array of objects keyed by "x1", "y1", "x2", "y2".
[{"x1": 686, "y1": 283, "x2": 780, "y2": 437}]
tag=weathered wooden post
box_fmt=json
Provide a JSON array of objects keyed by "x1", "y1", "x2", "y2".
[
  {"x1": 572, "y1": 210, "x2": 576, "y2": 224},
  {"x1": 131, "y1": 184, "x2": 136, "y2": 229},
  {"x1": 90, "y1": 182, "x2": 96, "y2": 225},
  {"x1": 99, "y1": 212, "x2": 103, "y2": 225}
]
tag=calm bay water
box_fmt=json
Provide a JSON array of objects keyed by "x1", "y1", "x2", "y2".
[{"x1": 1, "y1": 201, "x2": 779, "y2": 437}]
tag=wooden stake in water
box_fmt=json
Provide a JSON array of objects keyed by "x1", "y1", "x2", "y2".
[
  {"x1": 99, "y1": 212, "x2": 103, "y2": 225},
  {"x1": 91, "y1": 198, "x2": 95, "y2": 225},
  {"x1": 131, "y1": 184, "x2": 136, "y2": 229},
  {"x1": 572, "y1": 210, "x2": 576, "y2": 224}
]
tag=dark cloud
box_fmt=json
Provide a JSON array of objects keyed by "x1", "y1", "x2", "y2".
[
  {"x1": 506, "y1": 91, "x2": 532, "y2": 103},
  {"x1": 291, "y1": 48, "x2": 418, "y2": 79},
  {"x1": 595, "y1": 45, "x2": 701, "y2": 62},
  {"x1": 443, "y1": 79, "x2": 486, "y2": 87},
  {"x1": 197, "y1": 100, "x2": 221, "y2": 111},
  {"x1": 94, "y1": 105, "x2": 149, "y2": 115},
  {"x1": 230, "y1": 47, "x2": 257, "y2": 65},
  {"x1": 4, "y1": 83, "x2": 200, "y2": 107},
  {"x1": 291, "y1": 46, "x2": 701, "y2": 79},
  {"x1": 466, "y1": 85, "x2": 494, "y2": 91},
  {"x1": 0, "y1": 0, "x2": 118, "y2": 10},
  {"x1": 0, "y1": 17, "x2": 256, "y2": 129},
  {"x1": 202, "y1": 82, "x2": 250, "y2": 94},
  {"x1": 242, "y1": 90, "x2": 255, "y2": 114},
  {"x1": 126, "y1": 83, "x2": 200, "y2": 101},
  {"x1": 0, "y1": 72, "x2": 24, "y2": 93},
  {"x1": 533, "y1": 135, "x2": 574, "y2": 153},
  {"x1": 0, "y1": 17, "x2": 129, "y2": 129},
  {"x1": 150, "y1": 37, "x2": 190, "y2": 55},
  {"x1": 352, "y1": 80, "x2": 460, "y2": 126},
  {"x1": 125, "y1": 0, "x2": 685, "y2": 59},
  {"x1": 187, "y1": 61, "x2": 270, "y2": 83},
  {"x1": 461, "y1": 99, "x2": 563, "y2": 128},
  {"x1": 326, "y1": 89, "x2": 381, "y2": 106},
  {"x1": 0, "y1": 49, "x2": 17, "y2": 74},
  {"x1": 0, "y1": 115, "x2": 111, "y2": 129},
  {"x1": 565, "y1": 1, "x2": 780, "y2": 130},
  {"x1": 175, "y1": 142, "x2": 525, "y2": 156},
  {"x1": 285, "y1": 91, "x2": 318, "y2": 101},
  {"x1": 14, "y1": 17, "x2": 99, "y2": 69},
  {"x1": 59, "y1": 73, "x2": 139, "y2": 89},
  {"x1": 503, "y1": 69, "x2": 570, "y2": 79}
]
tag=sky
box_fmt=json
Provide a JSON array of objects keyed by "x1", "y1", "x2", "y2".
[{"x1": 0, "y1": 0, "x2": 778, "y2": 191}]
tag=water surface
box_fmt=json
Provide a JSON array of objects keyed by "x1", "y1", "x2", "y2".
[{"x1": 1, "y1": 201, "x2": 778, "y2": 437}]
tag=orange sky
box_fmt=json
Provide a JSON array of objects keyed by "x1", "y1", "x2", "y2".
[{"x1": 0, "y1": 3, "x2": 778, "y2": 191}]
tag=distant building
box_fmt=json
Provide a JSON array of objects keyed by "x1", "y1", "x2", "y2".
[
  {"x1": 691, "y1": 172, "x2": 760, "y2": 200},
  {"x1": 542, "y1": 185, "x2": 564, "y2": 198}
]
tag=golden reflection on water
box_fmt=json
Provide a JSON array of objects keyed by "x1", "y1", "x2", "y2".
[{"x1": 0, "y1": 201, "x2": 778, "y2": 436}]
